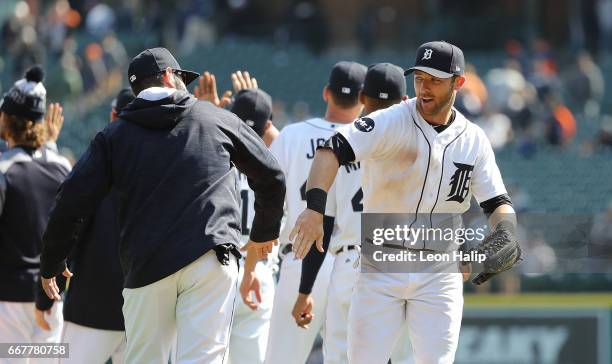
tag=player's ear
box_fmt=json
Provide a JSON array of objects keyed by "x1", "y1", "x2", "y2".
[
  {"x1": 161, "y1": 67, "x2": 176, "y2": 88},
  {"x1": 322, "y1": 86, "x2": 329, "y2": 102},
  {"x1": 453, "y1": 76, "x2": 466, "y2": 91},
  {"x1": 264, "y1": 120, "x2": 272, "y2": 131}
]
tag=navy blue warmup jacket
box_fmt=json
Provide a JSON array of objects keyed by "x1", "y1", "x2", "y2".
[{"x1": 40, "y1": 90, "x2": 286, "y2": 288}]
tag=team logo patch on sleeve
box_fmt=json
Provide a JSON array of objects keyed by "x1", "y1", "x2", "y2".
[
  {"x1": 354, "y1": 117, "x2": 375, "y2": 132},
  {"x1": 446, "y1": 162, "x2": 474, "y2": 203}
]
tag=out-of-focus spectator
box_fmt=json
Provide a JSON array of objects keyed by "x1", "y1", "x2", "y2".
[
  {"x1": 42, "y1": 0, "x2": 81, "y2": 56},
  {"x1": 82, "y1": 43, "x2": 108, "y2": 92},
  {"x1": 102, "y1": 33, "x2": 128, "y2": 72},
  {"x1": 456, "y1": 64, "x2": 488, "y2": 119},
  {"x1": 597, "y1": 0, "x2": 612, "y2": 52},
  {"x1": 485, "y1": 60, "x2": 537, "y2": 132},
  {"x1": 178, "y1": 0, "x2": 217, "y2": 54},
  {"x1": 544, "y1": 95, "x2": 577, "y2": 146},
  {"x1": 1, "y1": 1, "x2": 43, "y2": 79},
  {"x1": 589, "y1": 201, "x2": 612, "y2": 272},
  {"x1": 476, "y1": 111, "x2": 513, "y2": 150},
  {"x1": 85, "y1": 3, "x2": 116, "y2": 37},
  {"x1": 563, "y1": 52, "x2": 605, "y2": 118},
  {"x1": 520, "y1": 231, "x2": 558, "y2": 275},
  {"x1": 58, "y1": 36, "x2": 83, "y2": 99},
  {"x1": 595, "y1": 115, "x2": 612, "y2": 148}
]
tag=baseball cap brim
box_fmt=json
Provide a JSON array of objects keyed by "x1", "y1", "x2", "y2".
[
  {"x1": 404, "y1": 66, "x2": 454, "y2": 79},
  {"x1": 174, "y1": 70, "x2": 200, "y2": 86}
]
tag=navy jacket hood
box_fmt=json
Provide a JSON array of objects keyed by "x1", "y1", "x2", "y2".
[{"x1": 119, "y1": 90, "x2": 197, "y2": 129}]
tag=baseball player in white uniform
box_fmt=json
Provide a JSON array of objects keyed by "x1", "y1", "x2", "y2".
[
  {"x1": 229, "y1": 88, "x2": 280, "y2": 364},
  {"x1": 292, "y1": 62, "x2": 415, "y2": 364},
  {"x1": 192, "y1": 71, "x2": 281, "y2": 364},
  {"x1": 265, "y1": 61, "x2": 367, "y2": 364},
  {"x1": 290, "y1": 41, "x2": 519, "y2": 364}
]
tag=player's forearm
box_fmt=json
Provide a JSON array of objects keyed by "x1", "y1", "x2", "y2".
[
  {"x1": 488, "y1": 204, "x2": 517, "y2": 230},
  {"x1": 306, "y1": 149, "x2": 339, "y2": 193}
]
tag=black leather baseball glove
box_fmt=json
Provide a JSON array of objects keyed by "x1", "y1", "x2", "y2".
[{"x1": 472, "y1": 221, "x2": 522, "y2": 285}]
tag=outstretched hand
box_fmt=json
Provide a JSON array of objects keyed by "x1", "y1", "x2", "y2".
[
  {"x1": 194, "y1": 71, "x2": 233, "y2": 108},
  {"x1": 45, "y1": 103, "x2": 64, "y2": 142}
]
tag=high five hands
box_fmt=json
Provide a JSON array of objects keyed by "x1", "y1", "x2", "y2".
[{"x1": 194, "y1": 70, "x2": 258, "y2": 108}]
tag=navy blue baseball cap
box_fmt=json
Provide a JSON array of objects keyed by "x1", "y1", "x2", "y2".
[
  {"x1": 363, "y1": 63, "x2": 406, "y2": 100},
  {"x1": 128, "y1": 47, "x2": 200, "y2": 86},
  {"x1": 328, "y1": 61, "x2": 367, "y2": 97},
  {"x1": 111, "y1": 88, "x2": 135, "y2": 112},
  {"x1": 231, "y1": 89, "x2": 273, "y2": 137},
  {"x1": 405, "y1": 41, "x2": 465, "y2": 79}
]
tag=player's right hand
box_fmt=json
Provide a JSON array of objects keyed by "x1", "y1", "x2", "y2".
[
  {"x1": 45, "y1": 102, "x2": 64, "y2": 143},
  {"x1": 292, "y1": 293, "x2": 314, "y2": 329},
  {"x1": 194, "y1": 71, "x2": 233, "y2": 108},
  {"x1": 41, "y1": 267, "x2": 72, "y2": 301},
  {"x1": 230, "y1": 70, "x2": 258, "y2": 92},
  {"x1": 240, "y1": 269, "x2": 262, "y2": 311},
  {"x1": 241, "y1": 239, "x2": 277, "y2": 260},
  {"x1": 289, "y1": 209, "x2": 324, "y2": 259}
]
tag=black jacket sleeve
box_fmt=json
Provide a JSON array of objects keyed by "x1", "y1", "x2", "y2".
[
  {"x1": 299, "y1": 215, "x2": 334, "y2": 294},
  {"x1": 41, "y1": 132, "x2": 112, "y2": 278},
  {"x1": 225, "y1": 119, "x2": 286, "y2": 242}
]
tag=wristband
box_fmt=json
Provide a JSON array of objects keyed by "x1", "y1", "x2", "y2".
[{"x1": 306, "y1": 188, "x2": 327, "y2": 215}]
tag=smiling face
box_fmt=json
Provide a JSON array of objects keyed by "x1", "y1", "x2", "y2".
[{"x1": 413, "y1": 70, "x2": 464, "y2": 125}]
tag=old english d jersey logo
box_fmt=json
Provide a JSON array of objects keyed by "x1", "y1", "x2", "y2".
[
  {"x1": 446, "y1": 162, "x2": 474, "y2": 203},
  {"x1": 354, "y1": 117, "x2": 375, "y2": 132}
]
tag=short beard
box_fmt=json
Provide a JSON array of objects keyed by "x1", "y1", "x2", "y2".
[{"x1": 420, "y1": 81, "x2": 456, "y2": 119}]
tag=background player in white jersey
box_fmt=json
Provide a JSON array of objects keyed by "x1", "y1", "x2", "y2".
[
  {"x1": 265, "y1": 61, "x2": 367, "y2": 364},
  {"x1": 194, "y1": 71, "x2": 279, "y2": 364},
  {"x1": 291, "y1": 41, "x2": 521, "y2": 364},
  {"x1": 292, "y1": 62, "x2": 415, "y2": 364}
]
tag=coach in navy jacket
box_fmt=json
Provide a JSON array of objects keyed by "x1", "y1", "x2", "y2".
[{"x1": 40, "y1": 48, "x2": 285, "y2": 363}]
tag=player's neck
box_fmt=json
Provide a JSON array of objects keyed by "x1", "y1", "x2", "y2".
[
  {"x1": 325, "y1": 106, "x2": 361, "y2": 124},
  {"x1": 263, "y1": 125, "x2": 279, "y2": 147}
]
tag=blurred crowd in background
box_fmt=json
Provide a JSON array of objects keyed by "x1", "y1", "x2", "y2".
[{"x1": 2, "y1": 0, "x2": 612, "y2": 294}]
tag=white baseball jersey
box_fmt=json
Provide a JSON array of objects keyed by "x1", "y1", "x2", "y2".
[
  {"x1": 326, "y1": 163, "x2": 362, "y2": 252},
  {"x1": 338, "y1": 97, "x2": 506, "y2": 220},
  {"x1": 270, "y1": 118, "x2": 341, "y2": 246},
  {"x1": 266, "y1": 118, "x2": 338, "y2": 364}
]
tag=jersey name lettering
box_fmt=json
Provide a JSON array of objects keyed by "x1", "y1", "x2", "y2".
[
  {"x1": 344, "y1": 161, "x2": 361, "y2": 174},
  {"x1": 306, "y1": 138, "x2": 327, "y2": 159}
]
